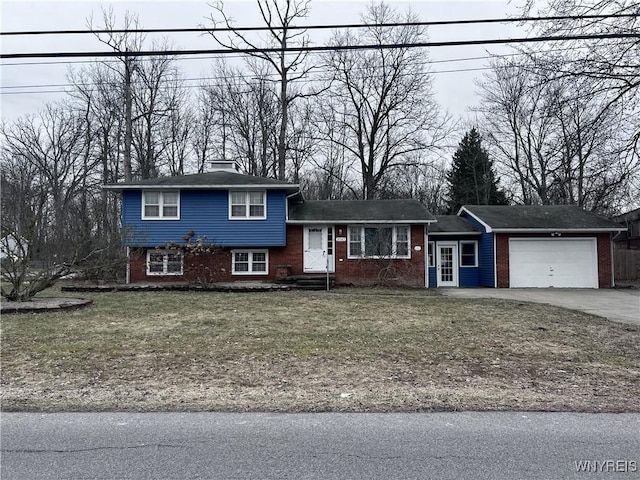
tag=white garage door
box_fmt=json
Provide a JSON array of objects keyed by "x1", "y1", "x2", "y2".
[{"x1": 509, "y1": 238, "x2": 598, "y2": 288}]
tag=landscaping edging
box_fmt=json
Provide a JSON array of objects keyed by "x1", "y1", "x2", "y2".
[
  {"x1": 60, "y1": 282, "x2": 292, "y2": 293},
  {"x1": 1, "y1": 297, "x2": 93, "y2": 314}
]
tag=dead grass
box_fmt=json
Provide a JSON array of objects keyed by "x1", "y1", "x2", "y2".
[{"x1": 2, "y1": 287, "x2": 639, "y2": 412}]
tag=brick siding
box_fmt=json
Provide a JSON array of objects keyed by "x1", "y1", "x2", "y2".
[
  {"x1": 128, "y1": 224, "x2": 427, "y2": 286},
  {"x1": 495, "y1": 232, "x2": 613, "y2": 288}
]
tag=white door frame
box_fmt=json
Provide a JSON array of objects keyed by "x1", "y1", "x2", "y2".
[
  {"x1": 303, "y1": 226, "x2": 335, "y2": 273},
  {"x1": 436, "y1": 242, "x2": 459, "y2": 287}
]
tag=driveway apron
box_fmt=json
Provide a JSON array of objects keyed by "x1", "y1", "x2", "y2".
[{"x1": 440, "y1": 288, "x2": 640, "y2": 326}]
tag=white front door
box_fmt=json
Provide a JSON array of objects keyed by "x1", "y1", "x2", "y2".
[
  {"x1": 304, "y1": 226, "x2": 335, "y2": 273},
  {"x1": 437, "y1": 243, "x2": 458, "y2": 287}
]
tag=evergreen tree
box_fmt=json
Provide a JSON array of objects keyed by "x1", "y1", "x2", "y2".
[{"x1": 446, "y1": 128, "x2": 508, "y2": 214}]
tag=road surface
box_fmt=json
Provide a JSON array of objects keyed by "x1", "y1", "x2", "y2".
[{"x1": 2, "y1": 412, "x2": 638, "y2": 479}]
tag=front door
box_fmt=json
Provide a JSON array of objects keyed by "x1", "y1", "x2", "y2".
[
  {"x1": 437, "y1": 243, "x2": 458, "y2": 287},
  {"x1": 304, "y1": 226, "x2": 334, "y2": 273}
]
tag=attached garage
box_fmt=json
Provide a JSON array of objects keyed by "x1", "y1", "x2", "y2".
[
  {"x1": 457, "y1": 205, "x2": 627, "y2": 289},
  {"x1": 509, "y1": 238, "x2": 598, "y2": 288}
]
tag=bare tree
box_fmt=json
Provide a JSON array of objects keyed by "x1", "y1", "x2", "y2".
[
  {"x1": 303, "y1": 94, "x2": 359, "y2": 199},
  {"x1": 1, "y1": 232, "x2": 72, "y2": 302},
  {"x1": 201, "y1": 60, "x2": 280, "y2": 177},
  {"x1": 192, "y1": 84, "x2": 221, "y2": 173},
  {"x1": 159, "y1": 86, "x2": 193, "y2": 176},
  {"x1": 519, "y1": 0, "x2": 639, "y2": 143},
  {"x1": 89, "y1": 8, "x2": 145, "y2": 182},
  {"x1": 321, "y1": 2, "x2": 448, "y2": 199},
  {"x1": 67, "y1": 62, "x2": 126, "y2": 254},
  {"x1": 1, "y1": 104, "x2": 100, "y2": 259},
  {"x1": 377, "y1": 159, "x2": 450, "y2": 214},
  {"x1": 0, "y1": 101, "x2": 128, "y2": 300},
  {"x1": 476, "y1": 57, "x2": 638, "y2": 213},
  {"x1": 0, "y1": 143, "x2": 47, "y2": 256},
  {"x1": 286, "y1": 100, "x2": 317, "y2": 184},
  {"x1": 207, "y1": 0, "x2": 314, "y2": 180},
  {"x1": 514, "y1": 0, "x2": 640, "y2": 208},
  {"x1": 131, "y1": 45, "x2": 182, "y2": 179}
]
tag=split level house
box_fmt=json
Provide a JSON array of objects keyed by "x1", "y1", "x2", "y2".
[{"x1": 104, "y1": 162, "x2": 626, "y2": 289}]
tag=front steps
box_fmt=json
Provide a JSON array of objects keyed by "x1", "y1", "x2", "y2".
[{"x1": 277, "y1": 274, "x2": 335, "y2": 290}]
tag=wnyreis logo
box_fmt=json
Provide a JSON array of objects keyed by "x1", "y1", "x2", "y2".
[{"x1": 574, "y1": 460, "x2": 637, "y2": 473}]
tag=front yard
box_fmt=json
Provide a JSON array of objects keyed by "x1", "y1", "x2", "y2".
[{"x1": 2, "y1": 288, "x2": 639, "y2": 412}]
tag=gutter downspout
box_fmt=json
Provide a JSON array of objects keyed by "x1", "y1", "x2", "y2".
[
  {"x1": 126, "y1": 247, "x2": 130, "y2": 285},
  {"x1": 493, "y1": 234, "x2": 498, "y2": 288},
  {"x1": 611, "y1": 231, "x2": 622, "y2": 288},
  {"x1": 425, "y1": 224, "x2": 430, "y2": 288}
]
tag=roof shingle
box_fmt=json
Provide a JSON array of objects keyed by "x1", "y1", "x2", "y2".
[
  {"x1": 104, "y1": 171, "x2": 299, "y2": 192},
  {"x1": 289, "y1": 200, "x2": 435, "y2": 223},
  {"x1": 462, "y1": 205, "x2": 624, "y2": 231},
  {"x1": 430, "y1": 215, "x2": 479, "y2": 234}
]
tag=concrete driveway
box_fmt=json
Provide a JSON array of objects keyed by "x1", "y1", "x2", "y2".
[{"x1": 440, "y1": 288, "x2": 640, "y2": 326}]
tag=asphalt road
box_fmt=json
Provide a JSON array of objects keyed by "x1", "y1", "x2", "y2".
[{"x1": 2, "y1": 412, "x2": 638, "y2": 480}]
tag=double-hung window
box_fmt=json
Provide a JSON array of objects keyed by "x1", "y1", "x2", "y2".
[
  {"x1": 348, "y1": 226, "x2": 411, "y2": 259},
  {"x1": 232, "y1": 250, "x2": 268, "y2": 275},
  {"x1": 348, "y1": 227, "x2": 363, "y2": 256},
  {"x1": 229, "y1": 191, "x2": 266, "y2": 219},
  {"x1": 147, "y1": 249, "x2": 183, "y2": 275},
  {"x1": 460, "y1": 240, "x2": 478, "y2": 267},
  {"x1": 142, "y1": 191, "x2": 179, "y2": 220}
]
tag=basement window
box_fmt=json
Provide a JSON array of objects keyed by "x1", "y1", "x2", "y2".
[
  {"x1": 232, "y1": 250, "x2": 269, "y2": 275},
  {"x1": 147, "y1": 249, "x2": 183, "y2": 275}
]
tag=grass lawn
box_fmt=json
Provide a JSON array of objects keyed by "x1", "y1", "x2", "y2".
[{"x1": 2, "y1": 287, "x2": 639, "y2": 412}]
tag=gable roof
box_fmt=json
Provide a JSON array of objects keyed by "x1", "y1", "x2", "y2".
[
  {"x1": 104, "y1": 171, "x2": 299, "y2": 193},
  {"x1": 288, "y1": 199, "x2": 435, "y2": 224},
  {"x1": 460, "y1": 205, "x2": 625, "y2": 232},
  {"x1": 429, "y1": 215, "x2": 480, "y2": 235},
  {"x1": 613, "y1": 206, "x2": 640, "y2": 223}
]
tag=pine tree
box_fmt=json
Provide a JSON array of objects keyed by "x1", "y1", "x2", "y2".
[{"x1": 446, "y1": 128, "x2": 508, "y2": 214}]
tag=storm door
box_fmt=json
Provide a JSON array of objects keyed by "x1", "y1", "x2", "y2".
[{"x1": 436, "y1": 243, "x2": 458, "y2": 287}]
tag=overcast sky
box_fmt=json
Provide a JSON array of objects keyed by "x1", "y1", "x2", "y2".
[{"x1": 1, "y1": 0, "x2": 523, "y2": 123}]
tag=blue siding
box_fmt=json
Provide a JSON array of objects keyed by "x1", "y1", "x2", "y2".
[
  {"x1": 426, "y1": 235, "x2": 481, "y2": 287},
  {"x1": 459, "y1": 265, "x2": 480, "y2": 287},
  {"x1": 122, "y1": 189, "x2": 287, "y2": 247},
  {"x1": 459, "y1": 212, "x2": 495, "y2": 287},
  {"x1": 428, "y1": 266, "x2": 437, "y2": 287}
]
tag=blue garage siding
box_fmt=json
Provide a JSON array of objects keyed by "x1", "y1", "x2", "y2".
[
  {"x1": 459, "y1": 212, "x2": 495, "y2": 287},
  {"x1": 122, "y1": 189, "x2": 288, "y2": 247}
]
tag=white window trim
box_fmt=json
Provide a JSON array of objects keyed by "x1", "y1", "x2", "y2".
[
  {"x1": 142, "y1": 191, "x2": 180, "y2": 220},
  {"x1": 146, "y1": 249, "x2": 183, "y2": 276},
  {"x1": 231, "y1": 249, "x2": 269, "y2": 275},
  {"x1": 228, "y1": 190, "x2": 267, "y2": 220},
  {"x1": 347, "y1": 225, "x2": 411, "y2": 259},
  {"x1": 460, "y1": 240, "x2": 478, "y2": 267}
]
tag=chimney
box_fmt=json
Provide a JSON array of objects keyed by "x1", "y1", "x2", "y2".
[{"x1": 206, "y1": 160, "x2": 240, "y2": 172}]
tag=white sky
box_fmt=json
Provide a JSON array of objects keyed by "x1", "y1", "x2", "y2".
[{"x1": 0, "y1": 0, "x2": 524, "y2": 123}]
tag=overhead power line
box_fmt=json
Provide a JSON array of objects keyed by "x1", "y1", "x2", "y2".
[
  {"x1": 2, "y1": 44, "x2": 590, "y2": 69},
  {"x1": 1, "y1": 13, "x2": 637, "y2": 36},
  {"x1": 0, "y1": 45, "x2": 596, "y2": 93},
  {"x1": 2, "y1": 33, "x2": 638, "y2": 60},
  {"x1": 0, "y1": 66, "x2": 498, "y2": 96}
]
